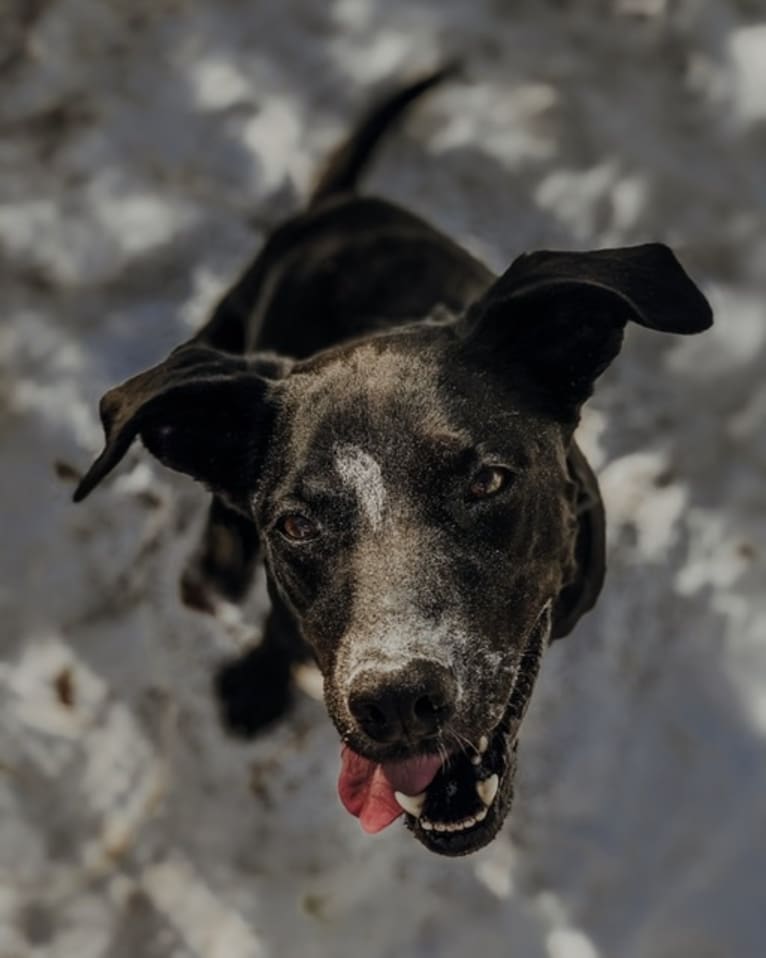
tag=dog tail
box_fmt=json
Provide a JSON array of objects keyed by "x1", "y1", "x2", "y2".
[{"x1": 310, "y1": 62, "x2": 460, "y2": 206}]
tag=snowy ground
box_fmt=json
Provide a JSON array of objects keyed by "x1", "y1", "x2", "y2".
[{"x1": 1, "y1": 1, "x2": 765, "y2": 956}]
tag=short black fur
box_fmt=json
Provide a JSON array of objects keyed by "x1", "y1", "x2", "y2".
[{"x1": 74, "y1": 68, "x2": 711, "y2": 856}]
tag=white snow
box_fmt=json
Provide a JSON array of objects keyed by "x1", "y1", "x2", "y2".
[{"x1": 2, "y1": 1, "x2": 765, "y2": 956}]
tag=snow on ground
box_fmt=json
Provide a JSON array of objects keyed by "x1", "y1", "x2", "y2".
[{"x1": 1, "y1": 1, "x2": 765, "y2": 955}]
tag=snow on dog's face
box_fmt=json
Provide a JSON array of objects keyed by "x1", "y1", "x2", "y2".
[{"x1": 254, "y1": 332, "x2": 579, "y2": 854}]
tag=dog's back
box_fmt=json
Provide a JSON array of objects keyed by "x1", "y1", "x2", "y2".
[{"x1": 195, "y1": 66, "x2": 492, "y2": 360}]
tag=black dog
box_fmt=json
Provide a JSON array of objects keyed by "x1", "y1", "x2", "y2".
[{"x1": 74, "y1": 68, "x2": 712, "y2": 856}]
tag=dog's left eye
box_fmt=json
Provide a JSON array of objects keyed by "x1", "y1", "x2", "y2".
[
  {"x1": 276, "y1": 513, "x2": 320, "y2": 542},
  {"x1": 466, "y1": 466, "x2": 512, "y2": 501}
]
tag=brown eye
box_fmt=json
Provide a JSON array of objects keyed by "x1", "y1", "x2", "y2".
[
  {"x1": 276, "y1": 513, "x2": 319, "y2": 542},
  {"x1": 467, "y1": 466, "x2": 512, "y2": 501}
]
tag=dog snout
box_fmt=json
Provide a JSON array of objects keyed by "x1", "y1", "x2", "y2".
[{"x1": 347, "y1": 660, "x2": 457, "y2": 744}]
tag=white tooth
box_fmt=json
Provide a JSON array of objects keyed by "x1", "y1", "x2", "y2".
[
  {"x1": 476, "y1": 774, "x2": 499, "y2": 807},
  {"x1": 420, "y1": 819, "x2": 434, "y2": 831},
  {"x1": 460, "y1": 816, "x2": 476, "y2": 830},
  {"x1": 394, "y1": 790, "x2": 426, "y2": 818},
  {"x1": 478, "y1": 735, "x2": 489, "y2": 754},
  {"x1": 475, "y1": 807, "x2": 488, "y2": 822},
  {"x1": 471, "y1": 753, "x2": 481, "y2": 766},
  {"x1": 434, "y1": 822, "x2": 448, "y2": 832}
]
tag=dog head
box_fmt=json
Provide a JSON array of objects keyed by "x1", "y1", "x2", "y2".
[{"x1": 75, "y1": 243, "x2": 711, "y2": 855}]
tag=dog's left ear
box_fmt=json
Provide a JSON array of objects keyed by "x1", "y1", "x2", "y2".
[
  {"x1": 459, "y1": 243, "x2": 712, "y2": 422},
  {"x1": 73, "y1": 344, "x2": 285, "y2": 507}
]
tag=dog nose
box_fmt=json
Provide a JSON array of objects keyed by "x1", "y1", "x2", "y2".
[{"x1": 347, "y1": 661, "x2": 457, "y2": 744}]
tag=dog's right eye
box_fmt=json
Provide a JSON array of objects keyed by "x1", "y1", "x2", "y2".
[
  {"x1": 466, "y1": 465, "x2": 514, "y2": 501},
  {"x1": 276, "y1": 513, "x2": 320, "y2": 543}
]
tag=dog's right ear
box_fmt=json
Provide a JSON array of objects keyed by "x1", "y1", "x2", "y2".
[{"x1": 73, "y1": 345, "x2": 286, "y2": 508}]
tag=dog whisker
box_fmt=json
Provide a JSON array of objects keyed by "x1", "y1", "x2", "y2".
[
  {"x1": 435, "y1": 738, "x2": 451, "y2": 770},
  {"x1": 444, "y1": 725, "x2": 478, "y2": 762}
]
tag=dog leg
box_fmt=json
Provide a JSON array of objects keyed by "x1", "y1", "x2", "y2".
[
  {"x1": 213, "y1": 598, "x2": 307, "y2": 737},
  {"x1": 180, "y1": 495, "x2": 260, "y2": 613}
]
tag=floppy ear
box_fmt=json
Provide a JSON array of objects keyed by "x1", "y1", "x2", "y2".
[
  {"x1": 459, "y1": 243, "x2": 712, "y2": 422},
  {"x1": 73, "y1": 344, "x2": 282, "y2": 507}
]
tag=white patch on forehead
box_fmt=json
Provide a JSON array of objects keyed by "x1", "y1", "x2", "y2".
[{"x1": 334, "y1": 443, "x2": 386, "y2": 529}]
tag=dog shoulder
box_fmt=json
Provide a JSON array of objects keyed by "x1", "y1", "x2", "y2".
[{"x1": 205, "y1": 195, "x2": 494, "y2": 360}]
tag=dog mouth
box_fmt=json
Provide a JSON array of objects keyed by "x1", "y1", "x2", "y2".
[{"x1": 337, "y1": 602, "x2": 552, "y2": 856}]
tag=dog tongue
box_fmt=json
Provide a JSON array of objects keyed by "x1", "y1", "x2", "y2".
[{"x1": 338, "y1": 746, "x2": 443, "y2": 834}]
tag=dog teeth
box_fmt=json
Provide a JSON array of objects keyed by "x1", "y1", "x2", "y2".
[
  {"x1": 420, "y1": 815, "x2": 480, "y2": 833},
  {"x1": 476, "y1": 773, "x2": 499, "y2": 807},
  {"x1": 394, "y1": 790, "x2": 426, "y2": 818},
  {"x1": 471, "y1": 735, "x2": 489, "y2": 765}
]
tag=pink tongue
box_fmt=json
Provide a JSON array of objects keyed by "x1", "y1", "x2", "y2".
[{"x1": 338, "y1": 746, "x2": 444, "y2": 834}]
